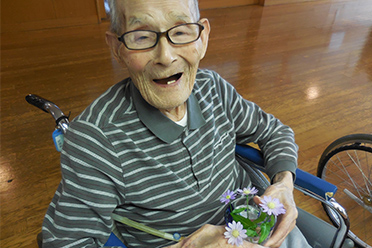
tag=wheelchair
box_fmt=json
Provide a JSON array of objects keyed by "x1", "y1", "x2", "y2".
[
  {"x1": 26, "y1": 94, "x2": 359, "y2": 248},
  {"x1": 317, "y1": 134, "x2": 372, "y2": 248}
]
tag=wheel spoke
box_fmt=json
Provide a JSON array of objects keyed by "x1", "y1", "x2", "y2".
[
  {"x1": 347, "y1": 150, "x2": 372, "y2": 195},
  {"x1": 326, "y1": 154, "x2": 367, "y2": 197},
  {"x1": 318, "y1": 136, "x2": 372, "y2": 247}
]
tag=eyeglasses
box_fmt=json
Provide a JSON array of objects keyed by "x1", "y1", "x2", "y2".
[{"x1": 118, "y1": 23, "x2": 204, "y2": 51}]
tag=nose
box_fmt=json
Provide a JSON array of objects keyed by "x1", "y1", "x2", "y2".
[{"x1": 153, "y1": 36, "x2": 177, "y2": 67}]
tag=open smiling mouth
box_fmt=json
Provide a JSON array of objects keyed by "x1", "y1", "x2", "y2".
[{"x1": 153, "y1": 73, "x2": 183, "y2": 85}]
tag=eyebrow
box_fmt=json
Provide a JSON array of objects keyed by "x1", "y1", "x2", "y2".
[
  {"x1": 127, "y1": 12, "x2": 192, "y2": 29},
  {"x1": 168, "y1": 11, "x2": 191, "y2": 22},
  {"x1": 127, "y1": 16, "x2": 148, "y2": 27}
]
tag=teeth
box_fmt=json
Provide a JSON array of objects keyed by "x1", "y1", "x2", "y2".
[{"x1": 167, "y1": 80, "x2": 176, "y2": 85}]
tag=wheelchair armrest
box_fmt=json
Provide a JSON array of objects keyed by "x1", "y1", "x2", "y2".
[
  {"x1": 235, "y1": 144, "x2": 350, "y2": 248},
  {"x1": 235, "y1": 144, "x2": 264, "y2": 165},
  {"x1": 295, "y1": 169, "x2": 337, "y2": 200},
  {"x1": 235, "y1": 144, "x2": 337, "y2": 200}
]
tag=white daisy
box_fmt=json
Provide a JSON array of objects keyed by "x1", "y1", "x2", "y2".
[{"x1": 224, "y1": 221, "x2": 248, "y2": 246}]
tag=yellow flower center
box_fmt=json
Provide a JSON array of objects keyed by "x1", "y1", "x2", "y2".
[
  {"x1": 232, "y1": 230, "x2": 240, "y2": 238},
  {"x1": 267, "y1": 202, "x2": 276, "y2": 209},
  {"x1": 243, "y1": 190, "x2": 251, "y2": 194},
  {"x1": 226, "y1": 195, "x2": 231, "y2": 199}
]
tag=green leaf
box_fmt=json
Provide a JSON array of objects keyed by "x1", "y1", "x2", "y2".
[
  {"x1": 269, "y1": 215, "x2": 276, "y2": 227},
  {"x1": 231, "y1": 214, "x2": 255, "y2": 228},
  {"x1": 258, "y1": 223, "x2": 271, "y2": 244},
  {"x1": 231, "y1": 207, "x2": 246, "y2": 215},
  {"x1": 253, "y1": 211, "x2": 267, "y2": 224},
  {"x1": 246, "y1": 228, "x2": 258, "y2": 237}
]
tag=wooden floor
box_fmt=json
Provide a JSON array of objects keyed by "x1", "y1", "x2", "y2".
[{"x1": 1, "y1": 0, "x2": 372, "y2": 247}]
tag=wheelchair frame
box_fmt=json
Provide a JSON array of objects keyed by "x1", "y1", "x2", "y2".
[{"x1": 26, "y1": 94, "x2": 352, "y2": 248}]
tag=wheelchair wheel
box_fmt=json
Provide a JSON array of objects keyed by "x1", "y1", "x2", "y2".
[{"x1": 317, "y1": 134, "x2": 372, "y2": 247}]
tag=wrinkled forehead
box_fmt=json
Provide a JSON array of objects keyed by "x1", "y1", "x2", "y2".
[
  {"x1": 127, "y1": 12, "x2": 192, "y2": 28},
  {"x1": 118, "y1": 0, "x2": 198, "y2": 31}
]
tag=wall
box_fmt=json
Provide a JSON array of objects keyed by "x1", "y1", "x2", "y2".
[
  {"x1": 1, "y1": 0, "x2": 260, "y2": 33},
  {"x1": 199, "y1": 0, "x2": 258, "y2": 9},
  {"x1": 1, "y1": 0, "x2": 104, "y2": 33},
  {"x1": 1, "y1": 0, "x2": 323, "y2": 33},
  {"x1": 259, "y1": 0, "x2": 317, "y2": 6}
]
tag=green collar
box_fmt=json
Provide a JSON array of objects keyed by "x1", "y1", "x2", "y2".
[{"x1": 131, "y1": 82, "x2": 206, "y2": 143}]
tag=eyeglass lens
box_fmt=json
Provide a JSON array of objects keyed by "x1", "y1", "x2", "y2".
[{"x1": 123, "y1": 23, "x2": 202, "y2": 50}]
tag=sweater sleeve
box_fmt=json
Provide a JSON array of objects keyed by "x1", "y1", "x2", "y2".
[
  {"x1": 42, "y1": 120, "x2": 125, "y2": 247},
  {"x1": 211, "y1": 70, "x2": 298, "y2": 181}
]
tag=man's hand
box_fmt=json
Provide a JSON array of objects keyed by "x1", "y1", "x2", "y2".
[
  {"x1": 166, "y1": 171, "x2": 297, "y2": 248},
  {"x1": 165, "y1": 224, "x2": 267, "y2": 248},
  {"x1": 253, "y1": 171, "x2": 298, "y2": 248}
]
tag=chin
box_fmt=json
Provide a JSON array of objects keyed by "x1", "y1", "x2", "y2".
[{"x1": 154, "y1": 99, "x2": 187, "y2": 111}]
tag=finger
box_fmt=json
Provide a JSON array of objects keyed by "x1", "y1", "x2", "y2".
[
  {"x1": 263, "y1": 217, "x2": 296, "y2": 248},
  {"x1": 241, "y1": 240, "x2": 268, "y2": 248},
  {"x1": 253, "y1": 195, "x2": 262, "y2": 205}
]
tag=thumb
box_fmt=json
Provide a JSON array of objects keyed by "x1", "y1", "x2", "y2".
[{"x1": 253, "y1": 195, "x2": 262, "y2": 206}]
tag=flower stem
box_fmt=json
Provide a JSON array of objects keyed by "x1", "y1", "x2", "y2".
[{"x1": 111, "y1": 213, "x2": 182, "y2": 242}]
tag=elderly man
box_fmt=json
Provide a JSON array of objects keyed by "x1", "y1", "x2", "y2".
[{"x1": 42, "y1": 0, "x2": 310, "y2": 247}]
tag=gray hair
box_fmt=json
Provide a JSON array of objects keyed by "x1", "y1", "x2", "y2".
[{"x1": 107, "y1": 0, "x2": 200, "y2": 35}]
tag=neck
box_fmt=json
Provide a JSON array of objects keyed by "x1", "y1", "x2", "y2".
[{"x1": 159, "y1": 102, "x2": 187, "y2": 122}]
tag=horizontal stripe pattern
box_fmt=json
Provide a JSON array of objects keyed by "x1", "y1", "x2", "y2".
[{"x1": 42, "y1": 69, "x2": 297, "y2": 247}]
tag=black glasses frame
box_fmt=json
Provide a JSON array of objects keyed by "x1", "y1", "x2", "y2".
[{"x1": 118, "y1": 23, "x2": 205, "y2": 51}]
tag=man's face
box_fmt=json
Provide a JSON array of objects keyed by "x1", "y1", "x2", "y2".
[{"x1": 113, "y1": 0, "x2": 210, "y2": 111}]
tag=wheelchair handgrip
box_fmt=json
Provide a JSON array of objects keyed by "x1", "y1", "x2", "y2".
[
  {"x1": 235, "y1": 144, "x2": 338, "y2": 199},
  {"x1": 26, "y1": 94, "x2": 53, "y2": 113},
  {"x1": 26, "y1": 94, "x2": 70, "y2": 134}
]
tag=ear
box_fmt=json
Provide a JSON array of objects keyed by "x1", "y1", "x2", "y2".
[
  {"x1": 105, "y1": 31, "x2": 124, "y2": 63},
  {"x1": 199, "y1": 18, "x2": 211, "y2": 60}
]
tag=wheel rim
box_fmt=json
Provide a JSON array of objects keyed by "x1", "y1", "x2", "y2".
[{"x1": 322, "y1": 144, "x2": 372, "y2": 247}]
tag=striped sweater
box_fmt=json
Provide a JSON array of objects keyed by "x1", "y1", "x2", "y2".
[{"x1": 42, "y1": 69, "x2": 298, "y2": 247}]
